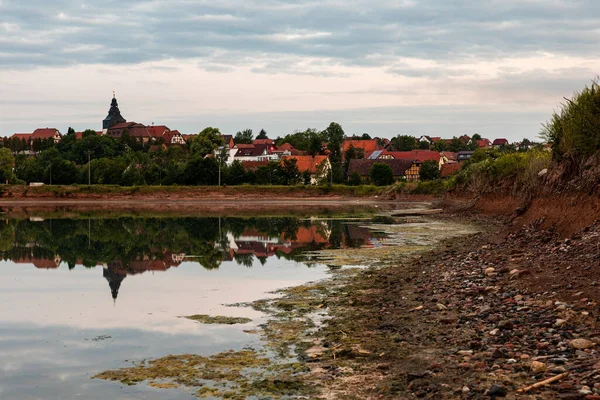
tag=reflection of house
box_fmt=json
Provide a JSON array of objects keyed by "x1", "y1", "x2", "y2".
[
  {"x1": 103, "y1": 267, "x2": 126, "y2": 301},
  {"x1": 12, "y1": 255, "x2": 62, "y2": 269}
]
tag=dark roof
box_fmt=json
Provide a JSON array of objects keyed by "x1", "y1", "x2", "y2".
[
  {"x1": 492, "y1": 138, "x2": 509, "y2": 145},
  {"x1": 235, "y1": 144, "x2": 269, "y2": 157},
  {"x1": 32, "y1": 128, "x2": 60, "y2": 139},
  {"x1": 347, "y1": 159, "x2": 414, "y2": 177}
]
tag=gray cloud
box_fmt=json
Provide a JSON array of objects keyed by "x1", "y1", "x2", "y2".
[{"x1": 1, "y1": 0, "x2": 600, "y2": 69}]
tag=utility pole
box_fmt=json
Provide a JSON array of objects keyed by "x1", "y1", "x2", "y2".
[
  {"x1": 85, "y1": 151, "x2": 93, "y2": 185},
  {"x1": 49, "y1": 164, "x2": 52, "y2": 185}
]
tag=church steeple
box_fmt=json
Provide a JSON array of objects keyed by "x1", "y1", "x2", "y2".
[
  {"x1": 103, "y1": 267, "x2": 126, "y2": 301},
  {"x1": 102, "y1": 92, "x2": 126, "y2": 130}
]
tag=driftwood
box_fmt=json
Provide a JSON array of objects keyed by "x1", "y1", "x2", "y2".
[{"x1": 516, "y1": 372, "x2": 569, "y2": 393}]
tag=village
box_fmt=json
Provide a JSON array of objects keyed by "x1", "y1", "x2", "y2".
[{"x1": 5, "y1": 94, "x2": 540, "y2": 186}]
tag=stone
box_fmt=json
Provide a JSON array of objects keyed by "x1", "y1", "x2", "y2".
[
  {"x1": 457, "y1": 350, "x2": 474, "y2": 356},
  {"x1": 555, "y1": 319, "x2": 567, "y2": 327},
  {"x1": 436, "y1": 303, "x2": 448, "y2": 311},
  {"x1": 490, "y1": 329, "x2": 500, "y2": 336},
  {"x1": 485, "y1": 267, "x2": 496, "y2": 276},
  {"x1": 570, "y1": 339, "x2": 595, "y2": 349},
  {"x1": 530, "y1": 361, "x2": 547, "y2": 374},
  {"x1": 580, "y1": 386, "x2": 592, "y2": 395},
  {"x1": 498, "y1": 320, "x2": 514, "y2": 330},
  {"x1": 488, "y1": 384, "x2": 508, "y2": 397}
]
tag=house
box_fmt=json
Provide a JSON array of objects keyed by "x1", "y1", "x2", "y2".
[
  {"x1": 74, "y1": 131, "x2": 103, "y2": 140},
  {"x1": 440, "y1": 152, "x2": 458, "y2": 162},
  {"x1": 234, "y1": 144, "x2": 277, "y2": 162},
  {"x1": 240, "y1": 161, "x2": 270, "y2": 171},
  {"x1": 253, "y1": 139, "x2": 275, "y2": 146},
  {"x1": 347, "y1": 159, "x2": 417, "y2": 182},
  {"x1": 492, "y1": 138, "x2": 509, "y2": 148},
  {"x1": 106, "y1": 122, "x2": 152, "y2": 141},
  {"x1": 11, "y1": 128, "x2": 61, "y2": 144},
  {"x1": 222, "y1": 135, "x2": 235, "y2": 148},
  {"x1": 441, "y1": 163, "x2": 462, "y2": 178},
  {"x1": 281, "y1": 155, "x2": 331, "y2": 184},
  {"x1": 342, "y1": 139, "x2": 382, "y2": 159},
  {"x1": 458, "y1": 134, "x2": 471, "y2": 145},
  {"x1": 457, "y1": 151, "x2": 475, "y2": 162},
  {"x1": 376, "y1": 150, "x2": 443, "y2": 166},
  {"x1": 163, "y1": 130, "x2": 186, "y2": 145},
  {"x1": 475, "y1": 138, "x2": 492, "y2": 148}
]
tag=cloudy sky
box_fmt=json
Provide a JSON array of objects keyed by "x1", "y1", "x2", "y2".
[{"x1": 1, "y1": 0, "x2": 599, "y2": 140}]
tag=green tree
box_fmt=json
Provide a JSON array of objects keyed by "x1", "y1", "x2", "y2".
[
  {"x1": 234, "y1": 129, "x2": 253, "y2": 144},
  {"x1": 348, "y1": 171, "x2": 362, "y2": 186},
  {"x1": 52, "y1": 160, "x2": 79, "y2": 184},
  {"x1": 449, "y1": 137, "x2": 466, "y2": 152},
  {"x1": 433, "y1": 140, "x2": 448, "y2": 152},
  {"x1": 0, "y1": 148, "x2": 15, "y2": 183},
  {"x1": 279, "y1": 158, "x2": 300, "y2": 185},
  {"x1": 471, "y1": 133, "x2": 482, "y2": 142},
  {"x1": 323, "y1": 122, "x2": 345, "y2": 163},
  {"x1": 391, "y1": 135, "x2": 416, "y2": 151},
  {"x1": 256, "y1": 129, "x2": 268, "y2": 139},
  {"x1": 419, "y1": 160, "x2": 441, "y2": 181},
  {"x1": 418, "y1": 140, "x2": 430, "y2": 149},
  {"x1": 190, "y1": 127, "x2": 224, "y2": 158},
  {"x1": 369, "y1": 163, "x2": 395, "y2": 186}
]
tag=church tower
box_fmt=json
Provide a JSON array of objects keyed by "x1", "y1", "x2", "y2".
[
  {"x1": 102, "y1": 92, "x2": 126, "y2": 130},
  {"x1": 103, "y1": 266, "x2": 127, "y2": 302}
]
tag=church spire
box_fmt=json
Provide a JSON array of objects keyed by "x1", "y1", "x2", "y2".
[{"x1": 103, "y1": 92, "x2": 126, "y2": 130}]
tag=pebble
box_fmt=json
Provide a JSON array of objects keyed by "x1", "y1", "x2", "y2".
[
  {"x1": 580, "y1": 386, "x2": 592, "y2": 395},
  {"x1": 530, "y1": 361, "x2": 547, "y2": 374},
  {"x1": 570, "y1": 339, "x2": 595, "y2": 349},
  {"x1": 488, "y1": 384, "x2": 508, "y2": 397}
]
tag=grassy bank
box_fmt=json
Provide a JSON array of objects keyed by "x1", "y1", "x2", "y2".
[{"x1": 0, "y1": 184, "x2": 383, "y2": 198}]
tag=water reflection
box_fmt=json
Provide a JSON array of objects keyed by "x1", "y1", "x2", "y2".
[{"x1": 1, "y1": 217, "x2": 381, "y2": 301}]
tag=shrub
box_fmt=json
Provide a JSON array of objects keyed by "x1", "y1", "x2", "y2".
[
  {"x1": 369, "y1": 163, "x2": 395, "y2": 186},
  {"x1": 348, "y1": 171, "x2": 362, "y2": 186},
  {"x1": 419, "y1": 160, "x2": 441, "y2": 181}
]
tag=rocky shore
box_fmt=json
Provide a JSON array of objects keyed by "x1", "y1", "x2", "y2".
[{"x1": 304, "y1": 213, "x2": 600, "y2": 399}]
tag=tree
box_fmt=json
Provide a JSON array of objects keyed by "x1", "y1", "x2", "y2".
[
  {"x1": 190, "y1": 127, "x2": 224, "y2": 158},
  {"x1": 323, "y1": 122, "x2": 345, "y2": 163},
  {"x1": 419, "y1": 160, "x2": 441, "y2": 181},
  {"x1": 418, "y1": 140, "x2": 430, "y2": 150},
  {"x1": 256, "y1": 129, "x2": 268, "y2": 139},
  {"x1": 0, "y1": 148, "x2": 15, "y2": 183},
  {"x1": 52, "y1": 160, "x2": 79, "y2": 184},
  {"x1": 279, "y1": 158, "x2": 300, "y2": 185},
  {"x1": 391, "y1": 135, "x2": 416, "y2": 151},
  {"x1": 471, "y1": 133, "x2": 482, "y2": 142},
  {"x1": 234, "y1": 129, "x2": 253, "y2": 144},
  {"x1": 433, "y1": 140, "x2": 448, "y2": 152},
  {"x1": 369, "y1": 163, "x2": 395, "y2": 186},
  {"x1": 348, "y1": 171, "x2": 362, "y2": 186},
  {"x1": 449, "y1": 137, "x2": 466, "y2": 152}
]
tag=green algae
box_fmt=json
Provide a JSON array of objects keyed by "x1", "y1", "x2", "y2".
[
  {"x1": 183, "y1": 314, "x2": 252, "y2": 325},
  {"x1": 93, "y1": 349, "x2": 314, "y2": 399}
]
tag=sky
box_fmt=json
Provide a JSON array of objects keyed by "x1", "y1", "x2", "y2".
[{"x1": 1, "y1": 0, "x2": 599, "y2": 141}]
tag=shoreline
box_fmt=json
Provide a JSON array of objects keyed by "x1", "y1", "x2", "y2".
[{"x1": 92, "y1": 196, "x2": 600, "y2": 399}]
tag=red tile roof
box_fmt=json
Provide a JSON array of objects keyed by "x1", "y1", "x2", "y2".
[
  {"x1": 253, "y1": 139, "x2": 274, "y2": 145},
  {"x1": 477, "y1": 139, "x2": 492, "y2": 148},
  {"x1": 241, "y1": 161, "x2": 269, "y2": 170},
  {"x1": 277, "y1": 143, "x2": 295, "y2": 151},
  {"x1": 281, "y1": 155, "x2": 329, "y2": 174},
  {"x1": 342, "y1": 139, "x2": 382, "y2": 158},
  {"x1": 441, "y1": 162, "x2": 462, "y2": 178},
  {"x1": 11, "y1": 133, "x2": 32, "y2": 140},
  {"x1": 378, "y1": 150, "x2": 441, "y2": 163},
  {"x1": 74, "y1": 131, "x2": 102, "y2": 140},
  {"x1": 32, "y1": 128, "x2": 60, "y2": 140},
  {"x1": 146, "y1": 125, "x2": 169, "y2": 137},
  {"x1": 492, "y1": 138, "x2": 509, "y2": 146}
]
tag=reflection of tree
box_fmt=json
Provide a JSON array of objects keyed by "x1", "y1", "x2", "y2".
[
  {"x1": 2, "y1": 216, "x2": 371, "y2": 271},
  {"x1": 234, "y1": 253, "x2": 254, "y2": 268}
]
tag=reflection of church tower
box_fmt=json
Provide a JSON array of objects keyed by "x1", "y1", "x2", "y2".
[
  {"x1": 102, "y1": 92, "x2": 126, "y2": 130},
  {"x1": 103, "y1": 266, "x2": 126, "y2": 301}
]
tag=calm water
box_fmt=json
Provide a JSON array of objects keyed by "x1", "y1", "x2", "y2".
[{"x1": 0, "y1": 215, "x2": 385, "y2": 400}]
